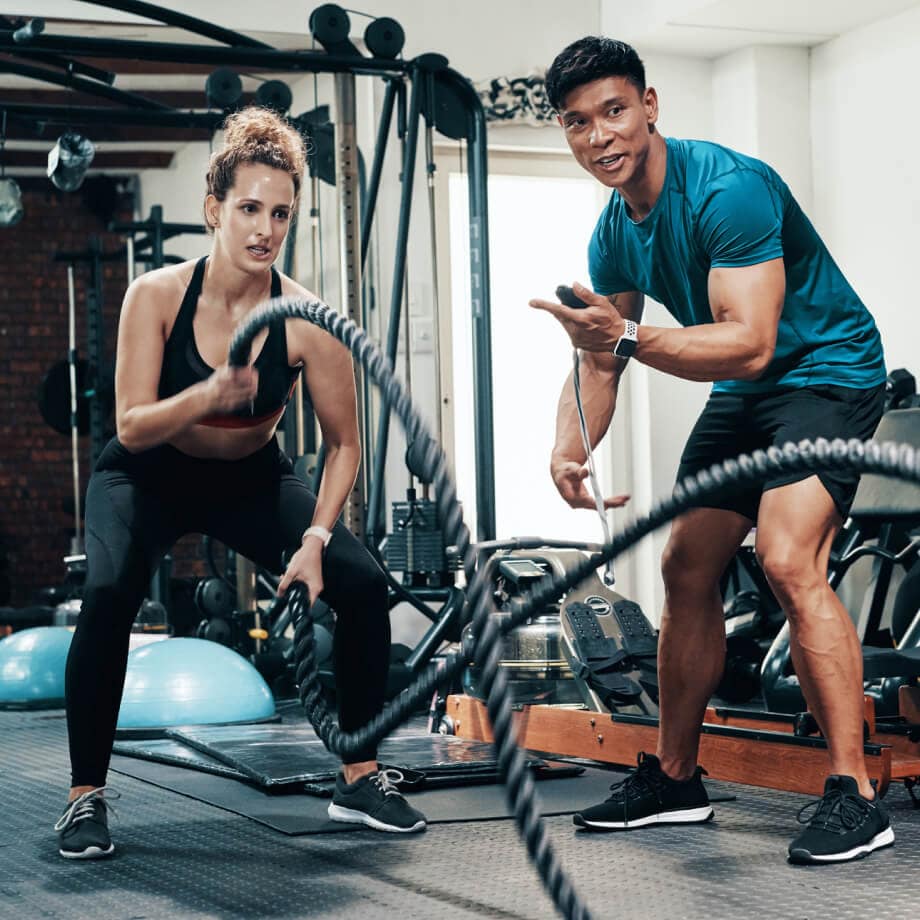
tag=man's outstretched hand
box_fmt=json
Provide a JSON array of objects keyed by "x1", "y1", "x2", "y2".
[{"x1": 529, "y1": 281, "x2": 625, "y2": 352}]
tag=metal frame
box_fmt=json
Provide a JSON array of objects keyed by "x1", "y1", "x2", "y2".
[{"x1": 1, "y1": 3, "x2": 497, "y2": 540}]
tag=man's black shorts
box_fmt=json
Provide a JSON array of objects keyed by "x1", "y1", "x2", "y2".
[{"x1": 675, "y1": 383, "x2": 886, "y2": 522}]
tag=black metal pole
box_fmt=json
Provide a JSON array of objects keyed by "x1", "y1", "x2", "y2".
[
  {"x1": 466, "y1": 97, "x2": 496, "y2": 540},
  {"x1": 0, "y1": 13, "x2": 116, "y2": 84},
  {"x1": 281, "y1": 191, "x2": 316, "y2": 459},
  {"x1": 0, "y1": 31, "x2": 411, "y2": 77},
  {"x1": 150, "y1": 205, "x2": 164, "y2": 271},
  {"x1": 360, "y1": 78, "x2": 398, "y2": 269},
  {"x1": 1, "y1": 103, "x2": 222, "y2": 131},
  {"x1": 0, "y1": 57, "x2": 172, "y2": 109},
  {"x1": 76, "y1": 0, "x2": 273, "y2": 48},
  {"x1": 365, "y1": 71, "x2": 422, "y2": 546}
]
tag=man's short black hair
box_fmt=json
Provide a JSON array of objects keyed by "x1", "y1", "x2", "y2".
[{"x1": 545, "y1": 37, "x2": 646, "y2": 113}]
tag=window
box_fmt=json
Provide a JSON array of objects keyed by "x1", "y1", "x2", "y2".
[{"x1": 441, "y1": 150, "x2": 615, "y2": 544}]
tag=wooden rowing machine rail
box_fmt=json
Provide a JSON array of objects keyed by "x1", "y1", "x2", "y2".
[{"x1": 446, "y1": 693, "x2": 920, "y2": 798}]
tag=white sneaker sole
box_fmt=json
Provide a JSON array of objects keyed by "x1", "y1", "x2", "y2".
[
  {"x1": 789, "y1": 825, "x2": 895, "y2": 863},
  {"x1": 327, "y1": 803, "x2": 426, "y2": 833},
  {"x1": 575, "y1": 804, "x2": 714, "y2": 831},
  {"x1": 59, "y1": 843, "x2": 115, "y2": 860}
]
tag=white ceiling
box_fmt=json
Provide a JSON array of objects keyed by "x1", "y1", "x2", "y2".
[{"x1": 603, "y1": 0, "x2": 920, "y2": 57}]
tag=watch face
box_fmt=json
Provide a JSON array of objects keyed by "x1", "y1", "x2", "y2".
[{"x1": 614, "y1": 338, "x2": 638, "y2": 358}]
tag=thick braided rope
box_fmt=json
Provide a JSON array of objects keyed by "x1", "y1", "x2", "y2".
[
  {"x1": 231, "y1": 296, "x2": 920, "y2": 920},
  {"x1": 231, "y1": 295, "x2": 589, "y2": 920}
]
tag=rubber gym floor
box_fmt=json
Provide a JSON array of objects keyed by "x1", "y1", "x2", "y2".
[{"x1": 2, "y1": 705, "x2": 917, "y2": 920}]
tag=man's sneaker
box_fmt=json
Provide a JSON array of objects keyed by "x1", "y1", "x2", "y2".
[
  {"x1": 327, "y1": 769, "x2": 427, "y2": 833},
  {"x1": 573, "y1": 752, "x2": 714, "y2": 831},
  {"x1": 788, "y1": 775, "x2": 894, "y2": 864},
  {"x1": 55, "y1": 787, "x2": 118, "y2": 859}
]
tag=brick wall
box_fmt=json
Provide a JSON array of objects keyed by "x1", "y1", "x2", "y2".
[{"x1": 0, "y1": 177, "x2": 205, "y2": 607}]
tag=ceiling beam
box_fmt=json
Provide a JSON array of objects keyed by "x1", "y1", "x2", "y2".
[
  {"x1": 0, "y1": 88, "x2": 256, "y2": 109},
  {"x1": 4, "y1": 150, "x2": 175, "y2": 169},
  {"x1": 3, "y1": 117, "x2": 212, "y2": 143}
]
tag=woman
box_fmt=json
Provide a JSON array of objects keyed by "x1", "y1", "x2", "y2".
[{"x1": 54, "y1": 107, "x2": 426, "y2": 859}]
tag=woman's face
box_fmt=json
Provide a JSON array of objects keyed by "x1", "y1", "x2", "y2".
[{"x1": 206, "y1": 161, "x2": 296, "y2": 270}]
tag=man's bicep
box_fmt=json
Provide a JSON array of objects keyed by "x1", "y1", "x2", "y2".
[{"x1": 708, "y1": 259, "x2": 784, "y2": 339}]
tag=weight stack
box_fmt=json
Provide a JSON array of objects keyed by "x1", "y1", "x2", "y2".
[{"x1": 385, "y1": 497, "x2": 446, "y2": 577}]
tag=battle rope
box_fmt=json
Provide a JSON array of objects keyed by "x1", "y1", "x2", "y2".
[{"x1": 230, "y1": 295, "x2": 920, "y2": 920}]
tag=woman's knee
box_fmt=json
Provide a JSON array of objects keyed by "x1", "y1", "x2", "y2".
[
  {"x1": 326, "y1": 551, "x2": 388, "y2": 612},
  {"x1": 79, "y1": 582, "x2": 146, "y2": 629}
]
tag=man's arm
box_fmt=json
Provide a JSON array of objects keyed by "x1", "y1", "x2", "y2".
[
  {"x1": 531, "y1": 261, "x2": 785, "y2": 383},
  {"x1": 634, "y1": 259, "x2": 785, "y2": 380},
  {"x1": 548, "y1": 291, "x2": 642, "y2": 510}
]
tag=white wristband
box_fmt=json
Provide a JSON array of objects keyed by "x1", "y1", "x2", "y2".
[{"x1": 302, "y1": 525, "x2": 332, "y2": 548}]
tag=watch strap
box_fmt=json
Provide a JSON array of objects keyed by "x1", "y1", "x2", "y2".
[{"x1": 302, "y1": 525, "x2": 333, "y2": 548}]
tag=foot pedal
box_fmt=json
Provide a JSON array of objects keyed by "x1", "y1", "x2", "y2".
[
  {"x1": 562, "y1": 599, "x2": 657, "y2": 713},
  {"x1": 613, "y1": 599, "x2": 658, "y2": 661}
]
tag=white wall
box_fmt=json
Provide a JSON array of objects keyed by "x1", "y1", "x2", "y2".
[
  {"x1": 754, "y1": 46, "x2": 812, "y2": 210},
  {"x1": 810, "y1": 4, "x2": 920, "y2": 376}
]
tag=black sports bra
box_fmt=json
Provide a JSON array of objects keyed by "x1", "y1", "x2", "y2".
[{"x1": 157, "y1": 257, "x2": 302, "y2": 428}]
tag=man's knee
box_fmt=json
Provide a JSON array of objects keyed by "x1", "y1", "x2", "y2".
[
  {"x1": 755, "y1": 541, "x2": 824, "y2": 610},
  {"x1": 661, "y1": 535, "x2": 721, "y2": 595}
]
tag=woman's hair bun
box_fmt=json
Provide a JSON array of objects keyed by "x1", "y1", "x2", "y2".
[{"x1": 204, "y1": 105, "x2": 307, "y2": 227}]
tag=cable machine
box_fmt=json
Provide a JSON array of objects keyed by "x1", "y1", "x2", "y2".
[
  {"x1": 8, "y1": 3, "x2": 496, "y2": 689},
  {"x1": 2, "y1": 3, "x2": 497, "y2": 541}
]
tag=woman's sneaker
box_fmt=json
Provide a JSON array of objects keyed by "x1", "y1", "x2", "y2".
[
  {"x1": 55, "y1": 787, "x2": 118, "y2": 859},
  {"x1": 788, "y1": 775, "x2": 894, "y2": 864},
  {"x1": 327, "y1": 769, "x2": 427, "y2": 833},
  {"x1": 574, "y1": 752, "x2": 714, "y2": 831}
]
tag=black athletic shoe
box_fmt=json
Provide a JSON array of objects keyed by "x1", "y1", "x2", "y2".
[
  {"x1": 327, "y1": 769, "x2": 427, "y2": 833},
  {"x1": 573, "y1": 752, "x2": 714, "y2": 831},
  {"x1": 788, "y1": 775, "x2": 894, "y2": 864},
  {"x1": 55, "y1": 787, "x2": 118, "y2": 859}
]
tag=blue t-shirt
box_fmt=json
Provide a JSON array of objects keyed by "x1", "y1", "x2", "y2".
[{"x1": 588, "y1": 137, "x2": 886, "y2": 393}]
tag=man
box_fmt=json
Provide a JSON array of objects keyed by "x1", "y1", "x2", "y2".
[{"x1": 530, "y1": 36, "x2": 893, "y2": 864}]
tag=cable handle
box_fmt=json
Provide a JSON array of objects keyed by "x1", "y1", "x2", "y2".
[
  {"x1": 555, "y1": 284, "x2": 589, "y2": 309},
  {"x1": 557, "y1": 284, "x2": 614, "y2": 583}
]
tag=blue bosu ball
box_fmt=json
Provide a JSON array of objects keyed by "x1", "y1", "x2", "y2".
[
  {"x1": 0, "y1": 627, "x2": 74, "y2": 708},
  {"x1": 117, "y1": 637, "x2": 276, "y2": 729}
]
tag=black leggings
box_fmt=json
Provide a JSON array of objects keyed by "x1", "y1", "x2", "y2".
[{"x1": 65, "y1": 437, "x2": 389, "y2": 787}]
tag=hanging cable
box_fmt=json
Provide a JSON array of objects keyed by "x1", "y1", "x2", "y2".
[{"x1": 572, "y1": 348, "x2": 615, "y2": 585}]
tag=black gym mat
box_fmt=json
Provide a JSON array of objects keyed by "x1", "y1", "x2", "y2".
[
  {"x1": 109, "y1": 752, "x2": 618, "y2": 835},
  {"x1": 111, "y1": 731, "x2": 563, "y2": 793},
  {"x1": 112, "y1": 738, "x2": 249, "y2": 781},
  {"x1": 165, "y1": 723, "x2": 518, "y2": 787}
]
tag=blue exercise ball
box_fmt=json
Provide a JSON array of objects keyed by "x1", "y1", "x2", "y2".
[
  {"x1": 0, "y1": 626, "x2": 74, "y2": 708},
  {"x1": 117, "y1": 637, "x2": 276, "y2": 729}
]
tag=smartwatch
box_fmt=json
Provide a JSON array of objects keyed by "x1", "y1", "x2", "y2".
[
  {"x1": 613, "y1": 319, "x2": 639, "y2": 359},
  {"x1": 302, "y1": 525, "x2": 333, "y2": 549}
]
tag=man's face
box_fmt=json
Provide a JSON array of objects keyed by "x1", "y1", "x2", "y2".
[{"x1": 558, "y1": 76, "x2": 658, "y2": 189}]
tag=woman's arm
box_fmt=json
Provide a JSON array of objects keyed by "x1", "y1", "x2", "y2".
[{"x1": 114, "y1": 271, "x2": 257, "y2": 452}]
